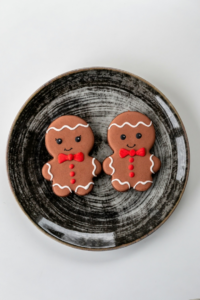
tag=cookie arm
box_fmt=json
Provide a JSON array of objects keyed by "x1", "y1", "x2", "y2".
[
  {"x1": 151, "y1": 156, "x2": 161, "y2": 173},
  {"x1": 103, "y1": 156, "x2": 114, "y2": 176},
  {"x1": 93, "y1": 159, "x2": 102, "y2": 176},
  {"x1": 42, "y1": 163, "x2": 53, "y2": 181}
]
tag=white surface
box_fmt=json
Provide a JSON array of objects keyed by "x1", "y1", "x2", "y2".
[{"x1": 1, "y1": 0, "x2": 200, "y2": 299}]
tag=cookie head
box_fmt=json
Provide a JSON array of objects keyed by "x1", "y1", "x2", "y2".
[
  {"x1": 107, "y1": 111, "x2": 155, "y2": 152},
  {"x1": 45, "y1": 115, "x2": 94, "y2": 157}
]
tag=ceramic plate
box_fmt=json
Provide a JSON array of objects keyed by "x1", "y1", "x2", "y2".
[{"x1": 7, "y1": 67, "x2": 190, "y2": 250}]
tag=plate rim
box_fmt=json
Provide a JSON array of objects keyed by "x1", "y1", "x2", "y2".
[{"x1": 6, "y1": 66, "x2": 190, "y2": 251}]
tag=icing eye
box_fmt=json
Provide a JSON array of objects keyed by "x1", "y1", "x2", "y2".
[
  {"x1": 56, "y1": 138, "x2": 62, "y2": 144},
  {"x1": 75, "y1": 136, "x2": 81, "y2": 142},
  {"x1": 136, "y1": 133, "x2": 142, "y2": 139},
  {"x1": 120, "y1": 134, "x2": 126, "y2": 140}
]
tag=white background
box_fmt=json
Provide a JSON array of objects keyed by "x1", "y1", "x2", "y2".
[{"x1": 1, "y1": 1, "x2": 200, "y2": 299}]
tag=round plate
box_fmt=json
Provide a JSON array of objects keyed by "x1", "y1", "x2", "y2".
[{"x1": 7, "y1": 67, "x2": 190, "y2": 250}]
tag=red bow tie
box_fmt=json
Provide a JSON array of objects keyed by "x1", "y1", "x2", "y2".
[
  {"x1": 119, "y1": 148, "x2": 146, "y2": 158},
  {"x1": 58, "y1": 152, "x2": 84, "y2": 163}
]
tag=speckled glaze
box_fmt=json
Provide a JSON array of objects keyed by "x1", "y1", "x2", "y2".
[{"x1": 7, "y1": 68, "x2": 190, "y2": 250}]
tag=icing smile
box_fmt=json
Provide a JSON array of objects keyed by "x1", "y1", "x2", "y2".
[
  {"x1": 127, "y1": 144, "x2": 136, "y2": 148},
  {"x1": 64, "y1": 147, "x2": 73, "y2": 151}
]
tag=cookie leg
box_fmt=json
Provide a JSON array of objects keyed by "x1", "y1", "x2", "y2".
[
  {"x1": 112, "y1": 179, "x2": 130, "y2": 192},
  {"x1": 133, "y1": 181, "x2": 153, "y2": 192},
  {"x1": 52, "y1": 185, "x2": 71, "y2": 197},
  {"x1": 75, "y1": 183, "x2": 94, "y2": 196}
]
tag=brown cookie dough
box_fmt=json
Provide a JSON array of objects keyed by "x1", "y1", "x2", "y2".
[
  {"x1": 103, "y1": 111, "x2": 161, "y2": 192},
  {"x1": 42, "y1": 115, "x2": 101, "y2": 197}
]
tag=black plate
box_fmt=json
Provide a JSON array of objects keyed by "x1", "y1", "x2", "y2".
[{"x1": 7, "y1": 67, "x2": 190, "y2": 250}]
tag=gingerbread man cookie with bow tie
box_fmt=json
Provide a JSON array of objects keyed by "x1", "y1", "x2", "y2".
[
  {"x1": 103, "y1": 111, "x2": 161, "y2": 192},
  {"x1": 42, "y1": 115, "x2": 101, "y2": 197}
]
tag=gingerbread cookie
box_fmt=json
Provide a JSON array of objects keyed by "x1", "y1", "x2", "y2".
[
  {"x1": 103, "y1": 111, "x2": 161, "y2": 192},
  {"x1": 42, "y1": 115, "x2": 101, "y2": 197}
]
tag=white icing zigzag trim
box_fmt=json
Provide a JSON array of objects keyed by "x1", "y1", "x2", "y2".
[
  {"x1": 52, "y1": 183, "x2": 72, "y2": 193},
  {"x1": 92, "y1": 158, "x2": 97, "y2": 177},
  {"x1": 46, "y1": 163, "x2": 53, "y2": 180},
  {"x1": 133, "y1": 181, "x2": 153, "y2": 189},
  {"x1": 109, "y1": 156, "x2": 115, "y2": 175},
  {"x1": 150, "y1": 154, "x2": 155, "y2": 174},
  {"x1": 112, "y1": 179, "x2": 130, "y2": 188},
  {"x1": 46, "y1": 123, "x2": 89, "y2": 133},
  {"x1": 75, "y1": 182, "x2": 94, "y2": 193},
  {"x1": 108, "y1": 121, "x2": 152, "y2": 130}
]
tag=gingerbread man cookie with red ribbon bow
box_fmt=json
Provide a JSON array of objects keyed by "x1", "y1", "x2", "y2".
[
  {"x1": 103, "y1": 111, "x2": 161, "y2": 192},
  {"x1": 42, "y1": 115, "x2": 101, "y2": 197}
]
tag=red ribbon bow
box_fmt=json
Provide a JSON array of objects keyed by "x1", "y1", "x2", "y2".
[
  {"x1": 119, "y1": 148, "x2": 146, "y2": 158},
  {"x1": 58, "y1": 152, "x2": 84, "y2": 163}
]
